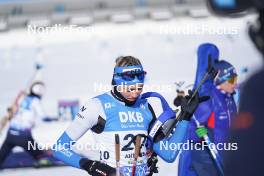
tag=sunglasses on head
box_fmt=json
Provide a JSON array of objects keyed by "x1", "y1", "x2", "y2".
[{"x1": 115, "y1": 70, "x2": 147, "y2": 81}]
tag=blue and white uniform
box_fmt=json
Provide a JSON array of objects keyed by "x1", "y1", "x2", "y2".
[
  {"x1": 53, "y1": 91, "x2": 189, "y2": 176},
  {"x1": 0, "y1": 94, "x2": 47, "y2": 167},
  {"x1": 9, "y1": 95, "x2": 46, "y2": 132}
]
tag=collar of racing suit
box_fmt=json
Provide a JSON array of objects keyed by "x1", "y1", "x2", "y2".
[{"x1": 111, "y1": 86, "x2": 138, "y2": 106}]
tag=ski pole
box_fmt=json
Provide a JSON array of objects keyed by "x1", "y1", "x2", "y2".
[
  {"x1": 132, "y1": 135, "x2": 141, "y2": 176},
  {"x1": 162, "y1": 56, "x2": 217, "y2": 138},
  {"x1": 193, "y1": 116, "x2": 224, "y2": 176},
  {"x1": 115, "y1": 134, "x2": 121, "y2": 176}
]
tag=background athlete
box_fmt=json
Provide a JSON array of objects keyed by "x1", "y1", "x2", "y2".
[
  {"x1": 0, "y1": 81, "x2": 51, "y2": 168},
  {"x1": 178, "y1": 44, "x2": 238, "y2": 176}
]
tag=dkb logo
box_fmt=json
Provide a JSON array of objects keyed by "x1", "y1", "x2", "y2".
[{"x1": 119, "y1": 111, "x2": 143, "y2": 123}]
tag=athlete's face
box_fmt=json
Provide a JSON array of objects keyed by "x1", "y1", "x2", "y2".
[
  {"x1": 219, "y1": 79, "x2": 237, "y2": 94},
  {"x1": 119, "y1": 84, "x2": 144, "y2": 102}
]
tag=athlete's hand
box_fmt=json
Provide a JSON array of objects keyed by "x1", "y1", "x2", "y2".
[
  {"x1": 195, "y1": 126, "x2": 208, "y2": 138},
  {"x1": 181, "y1": 90, "x2": 210, "y2": 121},
  {"x1": 7, "y1": 106, "x2": 14, "y2": 119},
  {"x1": 80, "y1": 158, "x2": 116, "y2": 176},
  {"x1": 147, "y1": 153, "x2": 159, "y2": 175}
]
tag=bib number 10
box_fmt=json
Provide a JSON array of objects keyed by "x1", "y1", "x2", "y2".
[{"x1": 100, "y1": 151, "x2": 110, "y2": 160}]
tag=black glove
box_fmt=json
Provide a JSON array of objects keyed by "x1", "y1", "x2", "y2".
[
  {"x1": 80, "y1": 158, "x2": 116, "y2": 176},
  {"x1": 147, "y1": 153, "x2": 159, "y2": 176},
  {"x1": 180, "y1": 90, "x2": 210, "y2": 121},
  {"x1": 173, "y1": 96, "x2": 184, "y2": 107}
]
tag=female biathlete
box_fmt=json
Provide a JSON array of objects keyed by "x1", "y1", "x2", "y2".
[{"x1": 53, "y1": 56, "x2": 206, "y2": 176}]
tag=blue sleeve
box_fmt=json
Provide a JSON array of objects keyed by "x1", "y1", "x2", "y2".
[
  {"x1": 52, "y1": 132, "x2": 83, "y2": 168},
  {"x1": 153, "y1": 120, "x2": 189, "y2": 163},
  {"x1": 194, "y1": 100, "x2": 212, "y2": 125}
]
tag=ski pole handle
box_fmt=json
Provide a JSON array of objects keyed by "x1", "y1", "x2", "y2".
[{"x1": 134, "y1": 136, "x2": 141, "y2": 159}]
